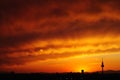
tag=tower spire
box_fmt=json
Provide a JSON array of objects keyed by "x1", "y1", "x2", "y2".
[{"x1": 101, "y1": 58, "x2": 104, "y2": 75}]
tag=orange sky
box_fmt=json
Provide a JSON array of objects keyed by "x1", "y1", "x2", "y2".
[{"x1": 0, "y1": 0, "x2": 120, "y2": 73}]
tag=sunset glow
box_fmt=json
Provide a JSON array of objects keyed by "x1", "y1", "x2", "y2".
[{"x1": 0, "y1": 0, "x2": 120, "y2": 73}]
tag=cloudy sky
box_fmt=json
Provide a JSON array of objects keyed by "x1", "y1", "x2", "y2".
[{"x1": 0, "y1": 0, "x2": 120, "y2": 73}]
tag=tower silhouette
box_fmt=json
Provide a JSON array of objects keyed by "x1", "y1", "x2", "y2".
[
  {"x1": 101, "y1": 58, "x2": 104, "y2": 75},
  {"x1": 81, "y1": 70, "x2": 84, "y2": 80}
]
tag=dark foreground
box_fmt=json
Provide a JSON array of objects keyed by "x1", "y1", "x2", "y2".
[{"x1": 0, "y1": 72, "x2": 120, "y2": 80}]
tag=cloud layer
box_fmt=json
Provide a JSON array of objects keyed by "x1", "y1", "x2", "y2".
[{"x1": 0, "y1": 0, "x2": 120, "y2": 65}]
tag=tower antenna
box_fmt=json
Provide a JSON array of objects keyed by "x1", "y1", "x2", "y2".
[{"x1": 101, "y1": 58, "x2": 104, "y2": 75}]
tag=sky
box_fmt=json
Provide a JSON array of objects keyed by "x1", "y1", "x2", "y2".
[{"x1": 0, "y1": 0, "x2": 120, "y2": 73}]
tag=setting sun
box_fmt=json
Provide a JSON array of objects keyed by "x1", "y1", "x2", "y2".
[{"x1": 75, "y1": 66, "x2": 90, "y2": 72}]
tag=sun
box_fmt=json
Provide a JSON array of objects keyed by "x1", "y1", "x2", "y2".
[{"x1": 75, "y1": 66, "x2": 90, "y2": 72}]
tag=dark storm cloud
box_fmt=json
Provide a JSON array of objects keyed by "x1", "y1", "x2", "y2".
[
  {"x1": 1, "y1": 18, "x2": 120, "y2": 47},
  {"x1": 0, "y1": 32, "x2": 40, "y2": 47}
]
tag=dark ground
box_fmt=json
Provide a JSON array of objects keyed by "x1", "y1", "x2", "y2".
[{"x1": 0, "y1": 72, "x2": 120, "y2": 80}]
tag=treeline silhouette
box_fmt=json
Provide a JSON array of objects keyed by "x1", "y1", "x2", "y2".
[{"x1": 0, "y1": 72, "x2": 120, "y2": 80}]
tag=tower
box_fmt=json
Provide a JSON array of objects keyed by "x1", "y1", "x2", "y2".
[
  {"x1": 81, "y1": 70, "x2": 84, "y2": 80},
  {"x1": 101, "y1": 58, "x2": 104, "y2": 75}
]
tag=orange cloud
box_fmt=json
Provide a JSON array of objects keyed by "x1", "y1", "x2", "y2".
[{"x1": 0, "y1": 0, "x2": 120, "y2": 66}]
